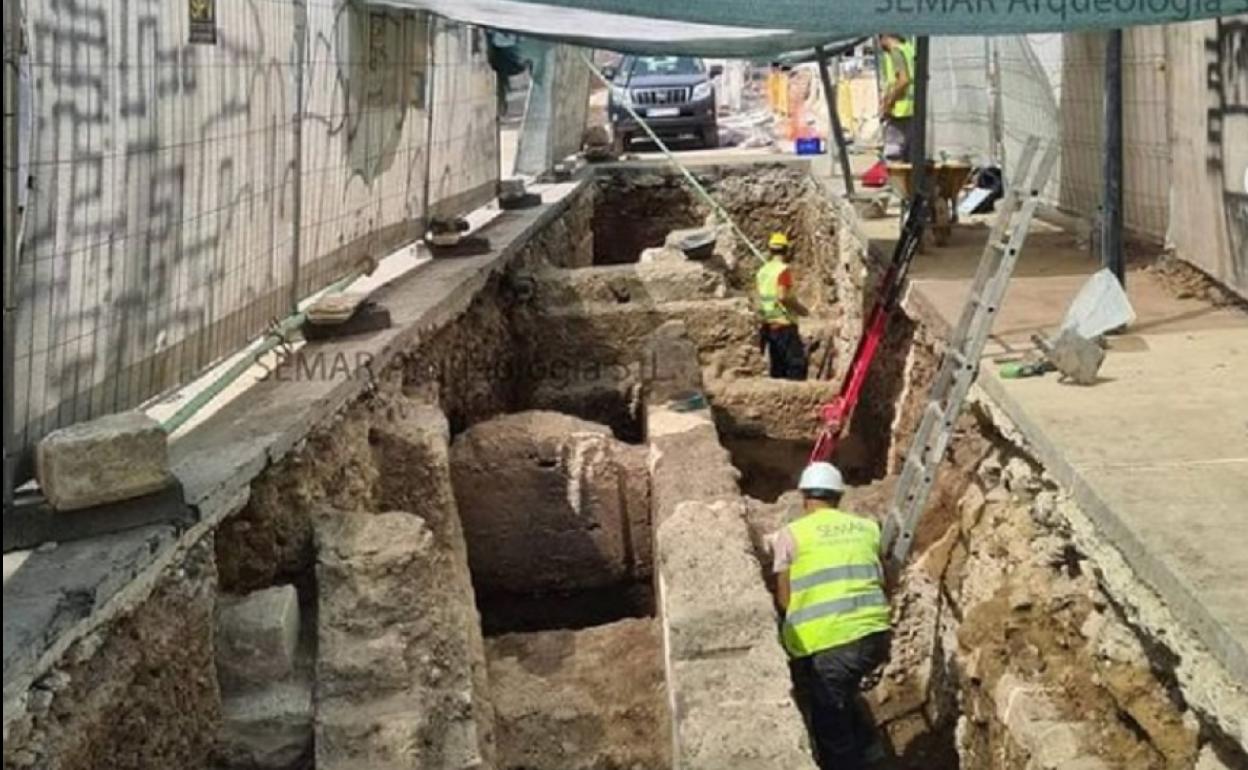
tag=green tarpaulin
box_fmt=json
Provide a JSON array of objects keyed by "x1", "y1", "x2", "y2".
[{"x1": 374, "y1": 0, "x2": 1244, "y2": 55}]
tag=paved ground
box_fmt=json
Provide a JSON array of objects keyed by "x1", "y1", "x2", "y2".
[{"x1": 866, "y1": 209, "x2": 1248, "y2": 685}]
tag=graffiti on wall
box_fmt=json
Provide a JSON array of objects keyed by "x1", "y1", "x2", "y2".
[
  {"x1": 304, "y1": 5, "x2": 425, "y2": 184},
  {"x1": 16, "y1": 0, "x2": 292, "y2": 459},
  {"x1": 11, "y1": 0, "x2": 448, "y2": 479},
  {"x1": 1205, "y1": 17, "x2": 1247, "y2": 279}
]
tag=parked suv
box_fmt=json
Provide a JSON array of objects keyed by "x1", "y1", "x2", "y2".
[{"x1": 605, "y1": 56, "x2": 722, "y2": 151}]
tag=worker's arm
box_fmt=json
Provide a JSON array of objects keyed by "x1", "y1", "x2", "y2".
[
  {"x1": 771, "y1": 527, "x2": 796, "y2": 614},
  {"x1": 777, "y1": 268, "x2": 809, "y2": 317}
]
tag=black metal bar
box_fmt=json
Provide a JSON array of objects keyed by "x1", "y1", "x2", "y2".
[
  {"x1": 910, "y1": 36, "x2": 931, "y2": 199},
  {"x1": 815, "y1": 47, "x2": 854, "y2": 197},
  {"x1": 3, "y1": 0, "x2": 21, "y2": 510},
  {"x1": 290, "y1": 0, "x2": 308, "y2": 308},
  {"x1": 1101, "y1": 29, "x2": 1125, "y2": 286}
]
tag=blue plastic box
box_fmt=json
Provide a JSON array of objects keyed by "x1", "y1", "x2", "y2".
[{"x1": 795, "y1": 137, "x2": 824, "y2": 155}]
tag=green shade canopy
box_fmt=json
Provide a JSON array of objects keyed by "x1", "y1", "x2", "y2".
[{"x1": 373, "y1": 0, "x2": 1241, "y2": 56}]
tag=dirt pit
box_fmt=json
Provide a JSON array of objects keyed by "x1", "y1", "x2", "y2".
[
  {"x1": 196, "y1": 162, "x2": 1241, "y2": 770},
  {"x1": 486, "y1": 618, "x2": 670, "y2": 770},
  {"x1": 448, "y1": 409, "x2": 670, "y2": 770}
]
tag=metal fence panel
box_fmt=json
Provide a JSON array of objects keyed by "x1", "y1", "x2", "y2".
[
  {"x1": 515, "y1": 42, "x2": 592, "y2": 176},
  {"x1": 925, "y1": 31, "x2": 1170, "y2": 241},
  {"x1": 927, "y1": 37, "x2": 993, "y2": 165},
  {"x1": 1058, "y1": 29, "x2": 1170, "y2": 239},
  {"x1": 6, "y1": 1, "x2": 497, "y2": 491},
  {"x1": 427, "y1": 18, "x2": 498, "y2": 219},
  {"x1": 11, "y1": 0, "x2": 299, "y2": 481},
  {"x1": 1165, "y1": 18, "x2": 1248, "y2": 298},
  {"x1": 297, "y1": 2, "x2": 432, "y2": 297},
  {"x1": 997, "y1": 35, "x2": 1064, "y2": 204}
]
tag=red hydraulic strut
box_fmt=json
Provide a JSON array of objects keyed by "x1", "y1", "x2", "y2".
[{"x1": 810, "y1": 195, "x2": 928, "y2": 463}]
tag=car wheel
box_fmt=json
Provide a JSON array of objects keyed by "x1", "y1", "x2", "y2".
[{"x1": 701, "y1": 125, "x2": 719, "y2": 149}]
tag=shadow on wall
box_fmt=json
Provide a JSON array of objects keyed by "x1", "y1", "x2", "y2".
[{"x1": 334, "y1": 7, "x2": 423, "y2": 183}]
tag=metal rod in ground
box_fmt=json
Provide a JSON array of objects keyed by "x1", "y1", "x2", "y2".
[
  {"x1": 1101, "y1": 29, "x2": 1125, "y2": 287},
  {"x1": 580, "y1": 52, "x2": 766, "y2": 264},
  {"x1": 816, "y1": 46, "x2": 855, "y2": 197}
]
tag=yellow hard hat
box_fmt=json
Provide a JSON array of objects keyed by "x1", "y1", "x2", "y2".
[{"x1": 768, "y1": 232, "x2": 790, "y2": 250}]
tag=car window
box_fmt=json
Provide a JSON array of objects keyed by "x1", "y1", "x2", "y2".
[{"x1": 623, "y1": 56, "x2": 705, "y2": 80}]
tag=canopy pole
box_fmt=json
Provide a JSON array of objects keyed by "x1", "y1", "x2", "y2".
[
  {"x1": 816, "y1": 46, "x2": 854, "y2": 197},
  {"x1": 910, "y1": 36, "x2": 931, "y2": 198},
  {"x1": 3, "y1": 0, "x2": 20, "y2": 508},
  {"x1": 581, "y1": 52, "x2": 765, "y2": 264},
  {"x1": 1101, "y1": 29, "x2": 1125, "y2": 287}
]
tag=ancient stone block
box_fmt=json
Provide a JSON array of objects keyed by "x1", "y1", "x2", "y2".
[
  {"x1": 1028, "y1": 722, "x2": 1089, "y2": 768},
  {"x1": 642, "y1": 320, "x2": 704, "y2": 404},
  {"x1": 670, "y1": 649, "x2": 817, "y2": 770},
  {"x1": 216, "y1": 585, "x2": 300, "y2": 691},
  {"x1": 449, "y1": 411, "x2": 647, "y2": 594},
  {"x1": 35, "y1": 411, "x2": 172, "y2": 511},
  {"x1": 218, "y1": 681, "x2": 312, "y2": 769},
  {"x1": 657, "y1": 499, "x2": 778, "y2": 661},
  {"x1": 315, "y1": 510, "x2": 494, "y2": 770},
  {"x1": 646, "y1": 403, "x2": 740, "y2": 526},
  {"x1": 994, "y1": 673, "x2": 1060, "y2": 733}
]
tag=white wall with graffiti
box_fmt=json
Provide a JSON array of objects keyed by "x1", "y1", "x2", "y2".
[
  {"x1": 1167, "y1": 17, "x2": 1247, "y2": 297},
  {"x1": 7, "y1": 0, "x2": 499, "y2": 482}
]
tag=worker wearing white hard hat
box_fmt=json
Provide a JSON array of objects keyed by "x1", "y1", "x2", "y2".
[{"x1": 772, "y1": 462, "x2": 890, "y2": 770}]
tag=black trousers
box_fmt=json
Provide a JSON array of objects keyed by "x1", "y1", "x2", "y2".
[
  {"x1": 793, "y1": 631, "x2": 890, "y2": 770},
  {"x1": 762, "y1": 324, "x2": 808, "y2": 380}
]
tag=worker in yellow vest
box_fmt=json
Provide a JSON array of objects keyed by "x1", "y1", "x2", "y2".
[
  {"x1": 755, "y1": 232, "x2": 808, "y2": 380},
  {"x1": 772, "y1": 462, "x2": 891, "y2": 769},
  {"x1": 877, "y1": 33, "x2": 916, "y2": 162}
]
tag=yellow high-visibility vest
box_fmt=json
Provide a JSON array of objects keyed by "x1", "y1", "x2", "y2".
[
  {"x1": 782, "y1": 507, "x2": 891, "y2": 658},
  {"x1": 756, "y1": 258, "x2": 793, "y2": 326},
  {"x1": 881, "y1": 39, "x2": 916, "y2": 119}
]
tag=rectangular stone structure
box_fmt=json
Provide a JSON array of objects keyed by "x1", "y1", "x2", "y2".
[
  {"x1": 36, "y1": 411, "x2": 172, "y2": 512},
  {"x1": 216, "y1": 584, "x2": 301, "y2": 691}
]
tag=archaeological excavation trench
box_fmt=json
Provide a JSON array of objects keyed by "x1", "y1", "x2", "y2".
[{"x1": 10, "y1": 163, "x2": 1244, "y2": 770}]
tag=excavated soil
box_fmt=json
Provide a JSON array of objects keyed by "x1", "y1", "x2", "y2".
[
  {"x1": 486, "y1": 618, "x2": 669, "y2": 770},
  {"x1": 206, "y1": 165, "x2": 1246, "y2": 770}
]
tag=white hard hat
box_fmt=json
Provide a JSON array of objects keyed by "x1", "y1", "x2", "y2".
[{"x1": 798, "y1": 462, "x2": 845, "y2": 496}]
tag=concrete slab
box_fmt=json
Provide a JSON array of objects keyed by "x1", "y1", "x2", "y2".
[
  {"x1": 2, "y1": 525, "x2": 176, "y2": 706},
  {"x1": 869, "y1": 213, "x2": 1248, "y2": 685}
]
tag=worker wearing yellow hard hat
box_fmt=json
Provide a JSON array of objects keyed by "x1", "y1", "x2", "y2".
[{"x1": 755, "y1": 232, "x2": 808, "y2": 380}]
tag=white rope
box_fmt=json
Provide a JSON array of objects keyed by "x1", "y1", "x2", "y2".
[{"x1": 581, "y1": 52, "x2": 767, "y2": 264}]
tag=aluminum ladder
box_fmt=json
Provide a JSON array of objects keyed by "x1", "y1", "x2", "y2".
[{"x1": 883, "y1": 137, "x2": 1059, "y2": 569}]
